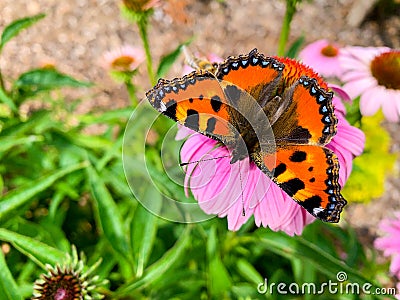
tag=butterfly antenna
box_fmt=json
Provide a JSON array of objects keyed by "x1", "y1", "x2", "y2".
[
  {"x1": 179, "y1": 155, "x2": 230, "y2": 167},
  {"x1": 238, "y1": 160, "x2": 246, "y2": 216}
]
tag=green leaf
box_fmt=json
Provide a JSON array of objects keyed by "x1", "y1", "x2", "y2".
[
  {"x1": 256, "y1": 229, "x2": 384, "y2": 295},
  {"x1": 285, "y1": 35, "x2": 305, "y2": 58},
  {"x1": 0, "y1": 13, "x2": 45, "y2": 52},
  {"x1": 131, "y1": 191, "x2": 162, "y2": 277},
  {"x1": 0, "y1": 135, "x2": 43, "y2": 153},
  {"x1": 87, "y1": 166, "x2": 130, "y2": 257},
  {"x1": 207, "y1": 226, "x2": 232, "y2": 297},
  {"x1": 0, "y1": 88, "x2": 17, "y2": 112},
  {"x1": 78, "y1": 107, "x2": 132, "y2": 125},
  {"x1": 344, "y1": 96, "x2": 362, "y2": 126},
  {"x1": 115, "y1": 225, "x2": 192, "y2": 296},
  {"x1": 156, "y1": 40, "x2": 192, "y2": 79},
  {"x1": 57, "y1": 130, "x2": 113, "y2": 151},
  {"x1": 101, "y1": 167, "x2": 133, "y2": 198},
  {"x1": 0, "y1": 249, "x2": 23, "y2": 300},
  {"x1": 0, "y1": 228, "x2": 65, "y2": 267},
  {"x1": 236, "y1": 258, "x2": 263, "y2": 285},
  {"x1": 0, "y1": 161, "x2": 88, "y2": 225},
  {"x1": 0, "y1": 175, "x2": 3, "y2": 196},
  {"x1": 0, "y1": 109, "x2": 51, "y2": 137},
  {"x1": 14, "y1": 68, "x2": 91, "y2": 97},
  {"x1": 95, "y1": 136, "x2": 123, "y2": 171}
]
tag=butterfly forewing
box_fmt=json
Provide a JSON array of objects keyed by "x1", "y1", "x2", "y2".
[
  {"x1": 146, "y1": 71, "x2": 238, "y2": 143},
  {"x1": 272, "y1": 76, "x2": 337, "y2": 146},
  {"x1": 216, "y1": 49, "x2": 284, "y2": 109}
]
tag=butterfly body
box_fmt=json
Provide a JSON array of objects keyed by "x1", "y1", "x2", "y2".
[{"x1": 146, "y1": 48, "x2": 346, "y2": 223}]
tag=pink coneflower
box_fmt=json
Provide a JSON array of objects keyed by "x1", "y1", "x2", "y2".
[
  {"x1": 102, "y1": 45, "x2": 145, "y2": 73},
  {"x1": 299, "y1": 39, "x2": 343, "y2": 78},
  {"x1": 375, "y1": 212, "x2": 400, "y2": 279},
  {"x1": 339, "y1": 46, "x2": 400, "y2": 122},
  {"x1": 178, "y1": 93, "x2": 365, "y2": 234}
]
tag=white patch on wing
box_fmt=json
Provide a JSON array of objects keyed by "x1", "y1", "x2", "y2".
[
  {"x1": 313, "y1": 207, "x2": 324, "y2": 215},
  {"x1": 159, "y1": 101, "x2": 167, "y2": 112}
]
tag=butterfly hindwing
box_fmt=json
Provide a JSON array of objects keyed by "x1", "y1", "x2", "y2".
[{"x1": 251, "y1": 145, "x2": 345, "y2": 222}]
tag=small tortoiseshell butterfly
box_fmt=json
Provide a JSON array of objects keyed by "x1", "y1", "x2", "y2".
[{"x1": 146, "y1": 48, "x2": 346, "y2": 222}]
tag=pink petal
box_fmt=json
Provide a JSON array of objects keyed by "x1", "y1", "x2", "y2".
[
  {"x1": 330, "y1": 85, "x2": 351, "y2": 103},
  {"x1": 382, "y1": 92, "x2": 400, "y2": 122},
  {"x1": 390, "y1": 255, "x2": 400, "y2": 278},
  {"x1": 340, "y1": 69, "x2": 371, "y2": 82},
  {"x1": 175, "y1": 124, "x2": 195, "y2": 140},
  {"x1": 342, "y1": 77, "x2": 377, "y2": 99},
  {"x1": 359, "y1": 86, "x2": 383, "y2": 116}
]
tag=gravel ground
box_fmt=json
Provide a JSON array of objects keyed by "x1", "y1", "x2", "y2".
[{"x1": 0, "y1": 0, "x2": 399, "y2": 238}]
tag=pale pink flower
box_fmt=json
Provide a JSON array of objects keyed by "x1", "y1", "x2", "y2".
[
  {"x1": 374, "y1": 212, "x2": 400, "y2": 279},
  {"x1": 299, "y1": 39, "x2": 343, "y2": 78},
  {"x1": 178, "y1": 91, "x2": 365, "y2": 234},
  {"x1": 339, "y1": 46, "x2": 400, "y2": 122},
  {"x1": 102, "y1": 45, "x2": 145, "y2": 72}
]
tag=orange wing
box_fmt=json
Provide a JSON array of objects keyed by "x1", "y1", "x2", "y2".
[
  {"x1": 252, "y1": 145, "x2": 346, "y2": 222},
  {"x1": 146, "y1": 71, "x2": 236, "y2": 143},
  {"x1": 271, "y1": 76, "x2": 337, "y2": 146},
  {"x1": 216, "y1": 49, "x2": 284, "y2": 108}
]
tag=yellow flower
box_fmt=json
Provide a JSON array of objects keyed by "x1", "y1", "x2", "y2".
[{"x1": 342, "y1": 112, "x2": 396, "y2": 202}]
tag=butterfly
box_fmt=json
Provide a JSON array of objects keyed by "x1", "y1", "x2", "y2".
[{"x1": 146, "y1": 48, "x2": 346, "y2": 223}]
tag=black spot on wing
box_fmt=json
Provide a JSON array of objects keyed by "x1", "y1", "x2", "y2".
[
  {"x1": 185, "y1": 109, "x2": 199, "y2": 131},
  {"x1": 301, "y1": 195, "x2": 322, "y2": 211},
  {"x1": 211, "y1": 95, "x2": 223, "y2": 112},
  {"x1": 206, "y1": 117, "x2": 217, "y2": 133},
  {"x1": 287, "y1": 126, "x2": 312, "y2": 141},
  {"x1": 165, "y1": 100, "x2": 178, "y2": 121},
  {"x1": 224, "y1": 85, "x2": 241, "y2": 105},
  {"x1": 289, "y1": 151, "x2": 307, "y2": 162},
  {"x1": 309, "y1": 177, "x2": 315, "y2": 183},
  {"x1": 279, "y1": 178, "x2": 305, "y2": 197},
  {"x1": 308, "y1": 166, "x2": 314, "y2": 172},
  {"x1": 272, "y1": 163, "x2": 286, "y2": 177}
]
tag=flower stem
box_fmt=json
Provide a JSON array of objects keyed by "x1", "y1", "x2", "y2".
[
  {"x1": 137, "y1": 18, "x2": 156, "y2": 86},
  {"x1": 0, "y1": 68, "x2": 5, "y2": 92},
  {"x1": 277, "y1": 0, "x2": 298, "y2": 56},
  {"x1": 125, "y1": 80, "x2": 139, "y2": 106}
]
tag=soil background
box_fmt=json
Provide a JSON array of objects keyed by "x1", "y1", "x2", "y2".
[{"x1": 1, "y1": 0, "x2": 400, "y2": 242}]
